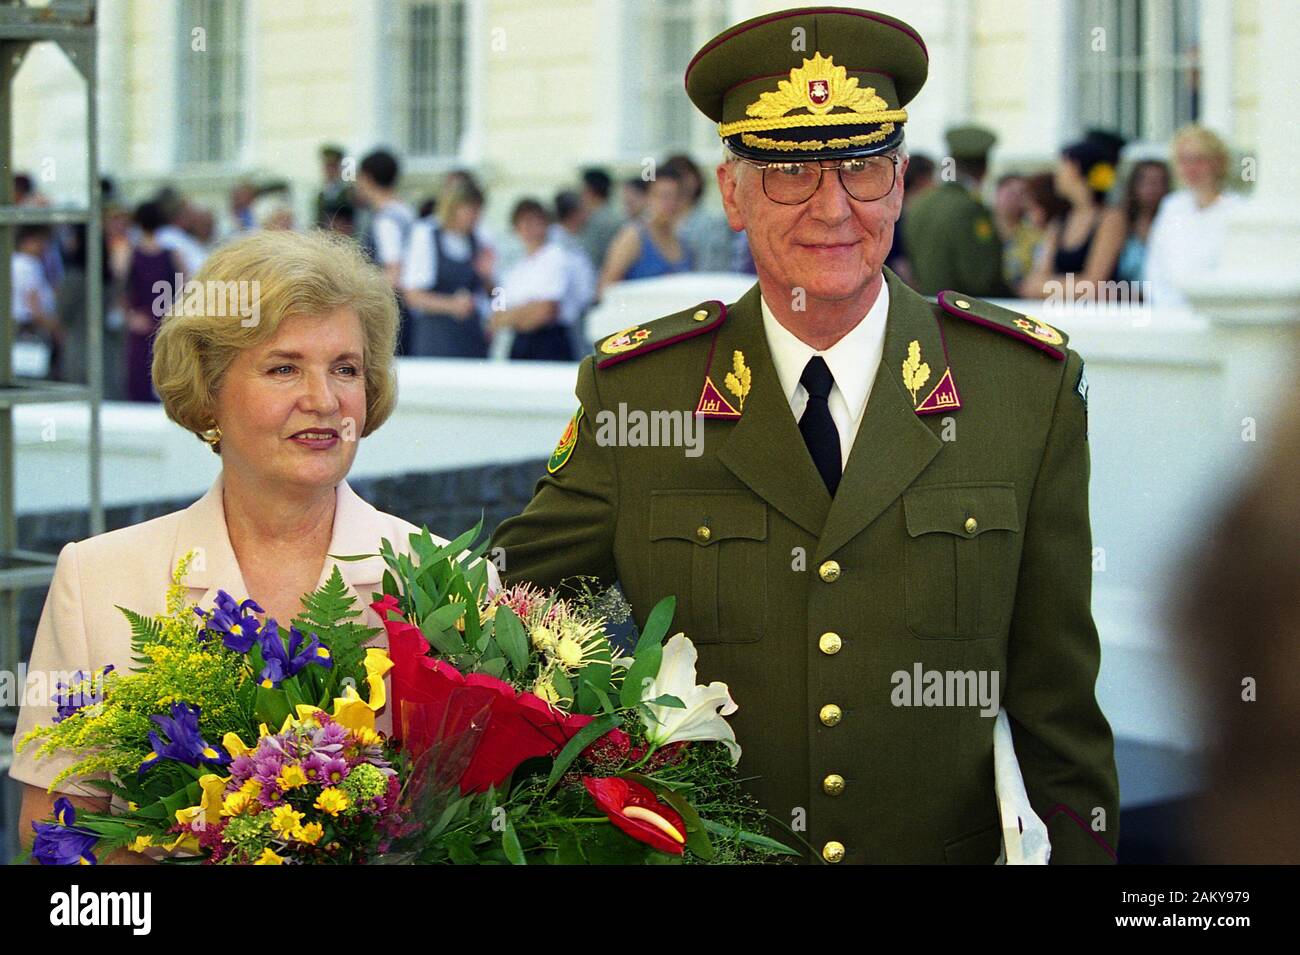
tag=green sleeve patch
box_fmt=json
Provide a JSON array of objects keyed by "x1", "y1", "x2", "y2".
[{"x1": 547, "y1": 407, "x2": 584, "y2": 474}]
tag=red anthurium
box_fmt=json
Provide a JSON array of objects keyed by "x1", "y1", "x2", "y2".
[
  {"x1": 584, "y1": 776, "x2": 687, "y2": 855},
  {"x1": 373, "y1": 597, "x2": 621, "y2": 795}
]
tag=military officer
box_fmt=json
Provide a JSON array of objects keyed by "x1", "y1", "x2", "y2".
[
  {"x1": 492, "y1": 6, "x2": 1118, "y2": 864},
  {"x1": 904, "y1": 124, "x2": 1009, "y2": 297}
]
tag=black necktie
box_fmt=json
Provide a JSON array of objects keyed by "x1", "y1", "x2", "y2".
[{"x1": 799, "y1": 356, "x2": 841, "y2": 496}]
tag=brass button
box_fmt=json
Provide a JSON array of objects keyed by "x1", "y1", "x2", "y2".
[
  {"x1": 822, "y1": 840, "x2": 846, "y2": 863},
  {"x1": 818, "y1": 560, "x2": 841, "y2": 583},
  {"x1": 822, "y1": 773, "x2": 846, "y2": 796},
  {"x1": 696, "y1": 525, "x2": 711, "y2": 543},
  {"x1": 964, "y1": 516, "x2": 978, "y2": 535},
  {"x1": 955, "y1": 298, "x2": 971, "y2": 309},
  {"x1": 692, "y1": 308, "x2": 709, "y2": 322},
  {"x1": 819, "y1": 703, "x2": 842, "y2": 726},
  {"x1": 818, "y1": 632, "x2": 842, "y2": 655}
]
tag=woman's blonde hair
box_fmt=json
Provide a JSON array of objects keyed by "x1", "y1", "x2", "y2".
[
  {"x1": 1171, "y1": 123, "x2": 1232, "y2": 189},
  {"x1": 152, "y1": 229, "x2": 399, "y2": 454},
  {"x1": 436, "y1": 183, "x2": 484, "y2": 227}
]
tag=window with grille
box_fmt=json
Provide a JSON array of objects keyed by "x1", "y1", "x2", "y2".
[
  {"x1": 393, "y1": 0, "x2": 467, "y2": 159},
  {"x1": 625, "y1": 0, "x2": 728, "y2": 158},
  {"x1": 1076, "y1": 0, "x2": 1201, "y2": 144},
  {"x1": 176, "y1": 0, "x2": 246, "y2": 165}
]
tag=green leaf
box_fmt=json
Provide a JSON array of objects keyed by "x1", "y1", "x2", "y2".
[
  {"x1": 492, "y1": 607, "x2": 529, "y2": 677},
  {"x1": 645, "y1": 693, "x2": 685, "y2": 709},
  {"x1": 545, "y1": 713, "x2": 622, "y2": 792},
  {"x1": 699, "y1": 819, "x2": 802, "y2": 855},
  {"x1": 254, "y1": 685, "x2": 292, "y2": 727},
  {"x1": 639, "y1": 595, "x2": 677, "y2": 647},
  {"x1": 501, "y1": 818, "x2": 526, "y2": 865},
  {"x1": 619, "y1": 596, "x2": 676, "y2": 709}
]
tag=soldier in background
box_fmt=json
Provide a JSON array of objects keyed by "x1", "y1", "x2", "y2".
[{"x1": 903, "y1": 125, "x2": 1008, "y2": 297}]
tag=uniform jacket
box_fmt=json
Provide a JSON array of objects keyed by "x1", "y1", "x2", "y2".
[
  {"x1": 492, "y1": 268, "x2": 1119, "y2": 863},
  {"x1": 11, "y1": 471, "x2": 494, "y2": 794},
  {"x1": 903, "y1": 181, "x2": 1009, "y2": 298}
]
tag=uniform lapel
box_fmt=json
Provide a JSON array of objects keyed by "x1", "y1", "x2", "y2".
[
  {"x1": 715, "y1": 282, "x2": 832, "y2": 537},
  {"x1": 812, "y1": 270, "x2": 946, "y2": 563}
]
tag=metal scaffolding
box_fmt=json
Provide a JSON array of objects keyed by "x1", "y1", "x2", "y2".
[{"x1": 0, "y1": 0, "x2": 102, "y2": 864}]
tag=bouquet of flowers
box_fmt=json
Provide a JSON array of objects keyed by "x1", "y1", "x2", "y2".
[{"x1": 19, "y1": 524, "x2": 799, "y2": 865}]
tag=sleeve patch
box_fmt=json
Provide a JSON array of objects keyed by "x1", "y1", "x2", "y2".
[{"x1": 547, "y1": 407, "x2": 583, "y2": 474}]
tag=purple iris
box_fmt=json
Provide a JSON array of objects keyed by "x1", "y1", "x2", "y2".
[
  {"x1": 51, "y1": 665, "x2": 115, "y2": 723},
  {"x1": 31, "y1": 798, "x2": 98, "y2": 865},
  {"x1": 256, "y1": 619, "x2": 333, "y2": 688},
  {"x1": 195, "y1": 590, "x2": 264, "y2": 653},
  {"x1": 137, "y1": 702, "x2": 230, "y2": 775}
]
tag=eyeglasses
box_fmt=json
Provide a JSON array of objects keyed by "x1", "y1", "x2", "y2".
[{"x1": 734, "y1": 153, "x2": 901, "y2": 204}]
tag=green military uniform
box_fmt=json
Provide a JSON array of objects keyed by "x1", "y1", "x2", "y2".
[
  {"x1": 904, "y1": 125, "x2": 1009, "y2": 297},
  {"x1": 492, "y1": 7, "x2": 1117, "y2": 864}
]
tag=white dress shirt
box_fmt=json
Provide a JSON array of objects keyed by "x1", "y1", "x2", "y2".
[{"x1": 759, "y1": 280, "x2": 890, "y2": 471}]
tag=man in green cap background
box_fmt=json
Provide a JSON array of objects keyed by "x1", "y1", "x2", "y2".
[
  {"x1": 904, "y1": 124, "x2": 1009, "y2": 297},
  {"x1": 493, "y1": 6, "x2": 1118, "y2": 865}
]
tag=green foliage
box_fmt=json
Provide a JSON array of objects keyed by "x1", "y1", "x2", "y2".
[{"x1": 290, "y1": 564, "x2": 382, "y2": 702}]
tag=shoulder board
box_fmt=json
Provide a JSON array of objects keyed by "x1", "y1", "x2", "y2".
[
  {"x1": 936, "y1": 290, "x2": 1068, "y2": 360},
  {"x1": 594, "y1": 299, "x2": 727, "y2": 369}
]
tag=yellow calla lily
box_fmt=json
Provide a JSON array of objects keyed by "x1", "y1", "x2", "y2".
[
  {"x1": 363, "y1": 648, "x2": 394, "y2": 710},
  {"x1": 331, "y1": 683, "x2": 375, "y2": 733},
  {"x1": 222, "y1": 731, "x2": 252, "y2": 758},
  {"x1": 198, "y1": 774, "x2": 229, "y2": 826},
  {"x1": 295, "y1": 704, "x2": 325, "y2": 724}
]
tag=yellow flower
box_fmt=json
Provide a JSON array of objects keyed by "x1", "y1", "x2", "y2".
[
  {"x1": 198, "y1": 774, "x2": 229, "y2": 826},
  {"x1": 294, "y1": 705, "x2": 324, "y2": 725},
  {"x1": 239, "y1": 778, "x2": 263, "y2": 799},
  {"x1": 315, "y1": 788, "x2": 350, "y2": 816},
  {"x1": 258, "y1": 722, "x2": 272, "y2": 737},
  {"x1": 277, "y1": 765, "x2": 309, "y2": 789},
  {"x1": 354, "y1": 727, "x2": 383, "y2": 748},
  {"x1": 331, "y1": 684, "x2": 376, "y2": 733},
  {"x1": 292, "y1": 822, "x2": 324, "y2": 845},
  {"x1": 533, "y1": 678, "x2": 560, "y2": 705},
  {"x1": 364, "y1": 648, "x2": 394, "y2": 710},
  {"x1": 270, "y1": 804, "x2": 304, "y2": 835},
  {"x1": 1087, "y1": 161, "x2": 1116, "y2": 193},
  {"x1": 222, "y1": 791, "x2": 253, "y2": 817},
  {"x1": 223, "y1": 731, "x2": 253, "y2": 758},
  {"x1": 128, "y1": 834, "x2": 154, "y2": 853},
  {"x1": 253, "y1": 848, "x2": 284, "y2": 865}
]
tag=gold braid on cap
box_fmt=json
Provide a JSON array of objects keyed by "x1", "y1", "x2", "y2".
[
  {"x1": 739, "y1": 124, "x2": 896, "y2": 152},
  {"x1": 717, "y1": 53, "x2": 908, "y2": 138}
]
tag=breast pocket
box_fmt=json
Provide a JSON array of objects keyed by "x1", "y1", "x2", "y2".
[
  {"x1": 903, "y1": 483, "x2": 1022, "y2": 639},
  {"x1": 649, "y1": 490, "x2": 767, "y2": 644}
]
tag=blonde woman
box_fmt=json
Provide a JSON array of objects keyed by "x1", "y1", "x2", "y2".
[
  {"x1": 1143, "y1": 124, "x2": 1244, "y2": 308},
  {"x1": 13, "y1": 229, "x2": 498, "y2": 859}
]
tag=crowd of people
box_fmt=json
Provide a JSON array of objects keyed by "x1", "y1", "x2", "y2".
[
  {"x1": 10, "y1": 122, "x2": 1242, "y2": 400},
  {"x1": 890, "y1": 122, "x2": 1242, "y2": 309}
]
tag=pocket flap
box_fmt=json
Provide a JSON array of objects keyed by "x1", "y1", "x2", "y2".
[
  {"x1": 904, "y1": 483, "x2": 1020, "y2": 538},
  {"x1": 649, "y1": 490, "x2": 767, "y2": 545}
]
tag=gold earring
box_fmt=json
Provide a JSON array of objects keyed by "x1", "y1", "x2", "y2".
[{"x1": 200, "y1": 423, "x2": 223, "y2": 446}]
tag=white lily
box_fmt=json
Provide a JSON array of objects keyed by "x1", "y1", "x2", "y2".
[{"x1": 639, "y1": 634, "x2": 741, "y2": 765}]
